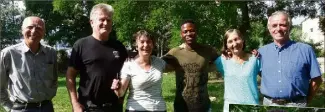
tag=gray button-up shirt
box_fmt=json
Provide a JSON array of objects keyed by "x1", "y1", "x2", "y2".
[{"x1": 0, "y1": 42, "x2": 58, "y2": 111}]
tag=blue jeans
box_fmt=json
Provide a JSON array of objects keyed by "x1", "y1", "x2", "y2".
[
  {"x1": 262, "y1": 97, "x2": 307, "y2": 107},
  {"x1": 11, "y1": 102, "x2": 54, "y2": 112}
]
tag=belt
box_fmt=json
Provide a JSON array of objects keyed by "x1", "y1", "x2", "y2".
[
  {"x1": 12, "y1": 100, "x2": 51, "y2": 110},
  {"x1": 86, "y1": 101, "x2": 113, "y2": 108},
  {"x1": 264, "y1": 95, "x2": 306, "y2": 105}
]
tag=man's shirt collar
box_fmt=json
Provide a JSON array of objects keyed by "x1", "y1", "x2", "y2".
[{"x1": 22, "y1": 42, "x2": 47, "y2": 54}]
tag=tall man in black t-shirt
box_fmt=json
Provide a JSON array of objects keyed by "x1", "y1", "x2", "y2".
[{"x1": 66, "y1": 3, "x2": 127, "y2": 112}]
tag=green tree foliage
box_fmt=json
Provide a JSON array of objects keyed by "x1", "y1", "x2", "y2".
[
  {"x1": 319, "y1": 1, "x2": 325, "y2": 38},
  {"x1": 0, "y1": 0, "x2": 23, "y2": 50},
  {"x1": 243, "y1": 1, "x2": 319, "y2": 50},
  {"x1": 24, "y1": 0, "x2": 94, "y2": 46},
  {"x1": 145, "y1": 2, "x2": 172, "y2": 56},
  {"x1": 21, "y1": 1, "x2": 320, "y2": 55},
  {"x1": 57, "y1": 49, "x2": 69, "y2": 75},
  {"x1": 169, "y1": 1, "x2": 239, "y2": 52},
  {"x1": 290, "y1": 25, "x2": 304, "y2": 42},
  {"x1": 25, "y1": 0, "x2": 59, "y2": 46},
  {"x1": 112, "y1": 1, "x2": 239, "y2": 56},
  {"x1": 112, "y1": 1, "x2": 149, "y2": 45},
  {"x1": 320, "y1": 17, "x2": 325, "y2": 36}
]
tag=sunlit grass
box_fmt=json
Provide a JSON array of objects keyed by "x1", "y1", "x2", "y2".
[{"x1": 1, "y1": 73, "x2": 324, "y2": 112}]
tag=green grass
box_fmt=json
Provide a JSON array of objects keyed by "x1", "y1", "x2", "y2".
[
  {"x1": 52, "y1": 77, "x2": 74, "y2": 112},
  {"x1": 52, "y1": 74, "x2": 224, "y2": 111},
  {"x1": 1, "y1": 74, "x2": 324, "y2": 112}
]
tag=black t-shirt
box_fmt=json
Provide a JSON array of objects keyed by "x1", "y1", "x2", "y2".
[{"x1": 69, "y1": 36, "x2": 127, "y2": 105}]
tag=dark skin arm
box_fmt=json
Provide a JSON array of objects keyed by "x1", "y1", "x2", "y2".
[
  {"x1": 161, "y1": 54, "x2": 179, "y2": 72},
  {"x1": 307, "y1": 76, "x2": 323, "y2": 105}
]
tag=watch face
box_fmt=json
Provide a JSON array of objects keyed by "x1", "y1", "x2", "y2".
[{"x1": 113, "y1": 51, "x2": 120, "y2": 58}]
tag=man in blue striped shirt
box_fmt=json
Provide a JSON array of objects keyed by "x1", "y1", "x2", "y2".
[{"x1": 258, "y1": 11, "x2": 323, "y2": 107}]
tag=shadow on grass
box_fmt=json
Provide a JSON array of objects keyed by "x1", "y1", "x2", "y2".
[
  {"x1": 58, "y1": 77, "x2": 66, "y2": 87},
  {"x1": 163, "y1": 95, "x2": 176, "y2": 103},
  {"x1": 310, "y1": 88, "x2": 325, "y2": 108},
  {"x1": 163, "y1": 88, "x2": 177, "y2": 103}
]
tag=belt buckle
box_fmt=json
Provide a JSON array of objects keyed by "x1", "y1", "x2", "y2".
[{"x1": 102, "y1": 103, "x2": 112, "y2": 107}]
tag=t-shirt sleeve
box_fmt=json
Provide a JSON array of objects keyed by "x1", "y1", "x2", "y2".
[
  {"x1": 214, "y1": 57, "x2": 224, "y2": 76},
  {"x1": 166, "y1": 48, "x2": 176, "y2": 56},
  {"x1": 307, "y1": 46, "x2": 321, "y2": 79},
  {"x1": 114, "y1": 40, "x2": 128, "y2": 73},
  {"x1": 69, "y1": 42, "x2": 82, "y2": 70},
  {"x1": 120, "y1": 61, "x2": 131, "y2": 80},
  {"x1": 163, "y1": 48, "x2": 179, "y2": 68},
  {"x1": 158, "y1": 57, "x2": 167, "y2": 71},
  {"x1": 256, "y1": 58, "x2": 261, "y2": 76},
  {"x1": 257, "y1": 58, "x2": 261, "y2": 72},
  {"x1": 119, "y1": 42, "x2": 128, "y2": 62},
  {"x1": 257, "y1": 48, "x2": 263, "y2": 72}
]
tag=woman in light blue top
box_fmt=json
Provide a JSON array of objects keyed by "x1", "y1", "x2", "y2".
[{"x1": 214, "y1": 29, "x2": 261, "y2": 112}]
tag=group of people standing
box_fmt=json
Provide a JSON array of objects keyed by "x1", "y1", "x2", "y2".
[{"x1": 1, "y1": 3, "x2": 323, "y2": 112}]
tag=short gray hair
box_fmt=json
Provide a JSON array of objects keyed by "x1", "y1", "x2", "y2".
[
  {"x1": 90, "y1": 3, "x2": 114, "y2": 20},
  {"x1": 267, "y1": 11, "x2": 292, "y2": 28},
  {"x1": 21, "y1": 16, "x2": 45, "y2": 29}
]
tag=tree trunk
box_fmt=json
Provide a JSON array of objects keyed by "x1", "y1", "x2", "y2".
[
  {"x1": 160, "y1": 37, "x2": 164, "y2": 57},
  {"x1": 239, "y1": 1, "x2": 250, "y2": 38},
  {"x1": 0, "y1": 16, "x2": 2, "y2": 50}
]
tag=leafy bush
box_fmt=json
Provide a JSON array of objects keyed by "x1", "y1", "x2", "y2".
[{"x1": 57, "y1": 49, "x2": 69, "y2": 76}]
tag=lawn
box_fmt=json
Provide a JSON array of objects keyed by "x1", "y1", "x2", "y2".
[
  {"x1": 49, "y1": 74, "x2": 325, "y2": 112},
  {"x1": 1, "y1": 73, "x2": 324, "y2": 112},
  {"x1": 51, "y1": 74, "x2": 224, "y2": 112}
]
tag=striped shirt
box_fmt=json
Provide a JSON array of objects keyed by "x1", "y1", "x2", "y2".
[{"x1": 121, "y1": 56, "x2": 166, "y2": 111}]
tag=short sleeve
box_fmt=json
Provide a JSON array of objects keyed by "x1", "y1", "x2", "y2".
[
  {"x1": 166, "y1": 48, "x2": 177, "y2": 56},
  {"x1": 306, "y1": 46, "x2": 321, "y2": 79},
  {"x1": 257, "y1": 48, "x2": 264, "y2": 72},
  {"x1": 163, "y1": 48, "x2": 179, "y2": 69},
  {"x1": 120, "y1": 61, "x2": 131, "y2": 80},
  {"x1": 214, "y1": 57, "x2": 224, "y2": 76},
  {"x1": 155, "y1": 56, "x2": 166, "y2": 71},
  {"x1": 256, "y1": 58, "x2": 261, "y2": 73},
  {"x1": 115, "y1": 40, "x2": 128, "y2": 65},
  {"x1": 161, "y1": 59, "x2": 167, "y2": 70},
  {"x1": 69, "y1": 42, "x2": 82, "y2": 70}
]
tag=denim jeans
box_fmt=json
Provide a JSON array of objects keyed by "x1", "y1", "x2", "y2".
[{"x1": 10, "y1": 102, "x2": 54, "y2": 112}]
